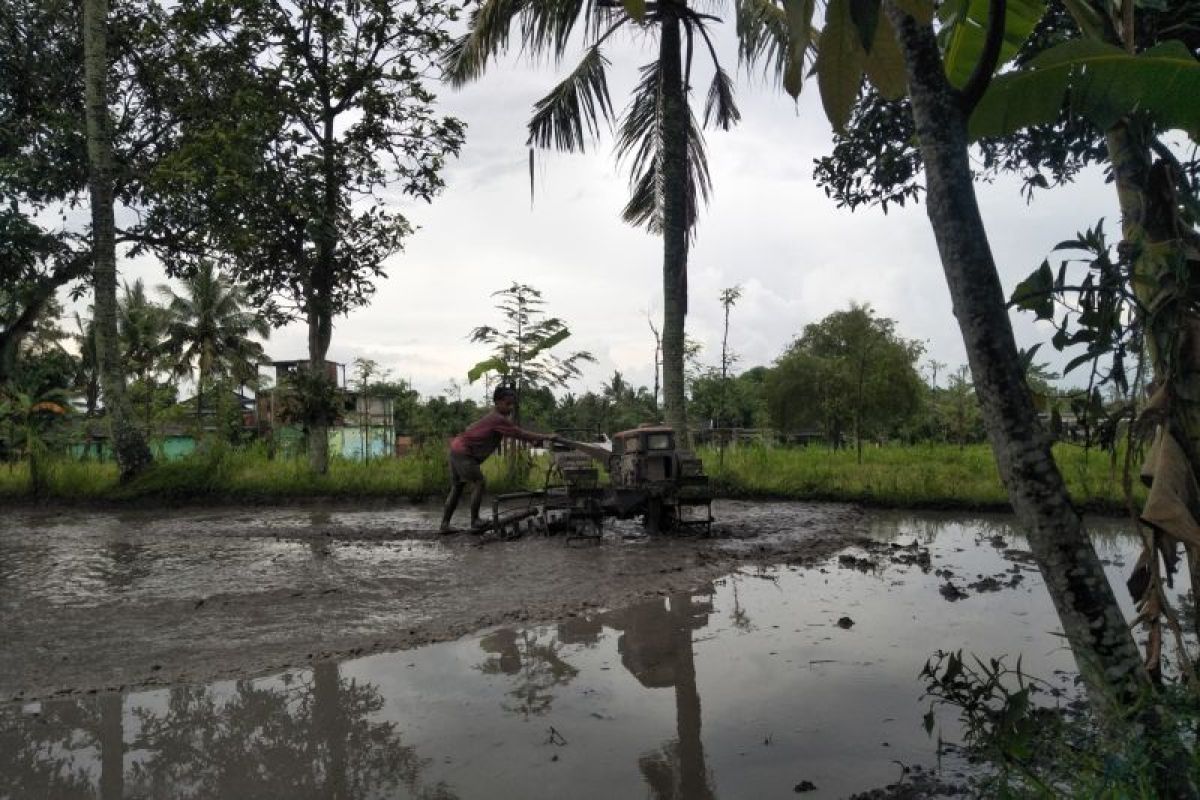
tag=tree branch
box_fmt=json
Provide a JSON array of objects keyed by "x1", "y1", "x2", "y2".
[{"x1": 959, "y1": 0, "x2": 1006, "y2": 113}]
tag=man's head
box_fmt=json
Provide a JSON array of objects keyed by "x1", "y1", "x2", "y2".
[{"x1": 493, "y1": 385, "x2": 517, "y2": 415}]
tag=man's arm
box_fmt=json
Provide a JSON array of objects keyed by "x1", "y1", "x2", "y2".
[{"x1": 492, "y1": 418, "x2": 556, "y2": 443}]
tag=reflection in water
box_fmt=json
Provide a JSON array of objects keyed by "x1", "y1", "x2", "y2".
[
  {"x1": 477, "y1": 629, "x2": 579, "y2": 718},
  {"x1": 478, "y1": 587, "x2": 720, "y2": 798},
  {"x1": 606, "y1": 590, "x2": 717, "y2": 800},
  {"x1": 0, "y1": 663, "x2": 455, "y2": 800},
  {"x1": 0, "y1": 694, "x2": 107, "y2": 799}
]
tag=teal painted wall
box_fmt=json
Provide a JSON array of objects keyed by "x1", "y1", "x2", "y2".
[{"x1": 67, "y1": 427, "x2": 394, "y2": 461}]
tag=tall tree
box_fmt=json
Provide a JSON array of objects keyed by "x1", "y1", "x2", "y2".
[
  {"x1": 717, "y1": 285, "x2": 742, "y2": 426},
  {"x1": 149, "y1": 0, "x2": 464, "y2": 474},
  {"x1": 82, "y1": 0, "x2": 151, "y2": 479},
  {"x1": 443, "y1": 0, "x2": 743, "y2": 443},
  {"x1": 767, "y1": 0, "x2": 1197, "y2": 782},
  {"x1": 159, "y1": 263, "x2": 269, "y2": 413}
]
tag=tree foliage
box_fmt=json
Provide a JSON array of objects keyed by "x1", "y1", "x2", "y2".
[
  {"x1": 158, "y1": 263, "x2": 269, "y2": 395},
  {"x1": 764, "y1": 304, "x2": 924, "y2": 451}
]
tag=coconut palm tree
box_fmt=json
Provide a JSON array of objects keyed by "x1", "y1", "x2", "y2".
[
  {"x1": 443, "y1": 0, "x2": 742, "y2": 442},
  {"x1": 118, "y1": 279, "x2": 168, "y2": 385},
  {"x1": 158, "y1": 263, "x2": 270, "y2": 416}
]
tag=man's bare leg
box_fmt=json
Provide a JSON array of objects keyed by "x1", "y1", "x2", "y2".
[
  {"x1": 440, "y1": 480, "x2": 465, "y2": 532},
  {"x1": 469, "y1": 478, "x2": 486, "y2": 529}
]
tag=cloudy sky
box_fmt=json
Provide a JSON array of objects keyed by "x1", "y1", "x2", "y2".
[{"x1": 105, "y1": 14, "x2": 1122, "y2": 402}]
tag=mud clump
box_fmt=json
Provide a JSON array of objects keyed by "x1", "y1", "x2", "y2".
[
  {"x1": 839, "y1": 554, "x2": 879, "y2": 571},
  {"x1": 850, "y1": 539, "x2": 933, "y2": 571},
  {"x1": 939, "y1": 582, "x2": 969, "y2": 602},
  {"x1": 967, "y1": 572, "x2": 1024, "y2": 593}
]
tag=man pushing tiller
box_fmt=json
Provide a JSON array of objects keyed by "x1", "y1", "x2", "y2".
[{"x1": 440, "y1": 385, "x2": 557, "y2": 533}]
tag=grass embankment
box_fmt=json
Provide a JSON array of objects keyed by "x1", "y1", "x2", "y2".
[{"x1": 0, "y1": 442, "x2": 1140, "y2": 512}]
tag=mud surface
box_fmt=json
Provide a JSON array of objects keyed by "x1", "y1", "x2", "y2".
[
  {"x1": 0, "y1": 500, "x2": 865, "y2": 701},
  {"x1": 1, "y1": 510, "x2": 1149, "y2": 799}
]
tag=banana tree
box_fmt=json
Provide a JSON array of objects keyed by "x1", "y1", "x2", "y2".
[{"x1": 443, "y1": 0, "x2": 742, "y2": 441}]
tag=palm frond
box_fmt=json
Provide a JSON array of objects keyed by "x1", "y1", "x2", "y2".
[
  {"x1": 616, "y1": 61, "x2": 665, "y2": 231},
  {"x1": 736, "y1": 0, "x2": 789, "y2": 78},
  {"x1": 527, "y1": 45, "x2": 615, "y2": 151},
  {"x1": 704, "y1": 66, "x2": 740, "y2": 130},
  {"x1": 616, "y1": 61, "x2": 711, "y2": 234},
  {"x1": 441, "y1": 0, "x2": 529, "y2": 86},
  {"x1": 519, "y1": 0, "x2": 599, "y2": 61},
  {"x1": 685, "y1": 107, "x2": 713, "y2": 223}
]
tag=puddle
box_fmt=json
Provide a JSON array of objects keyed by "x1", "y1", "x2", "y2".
[{"x1": 0, "y1": 511, "x2": 1165, "y2": 799}]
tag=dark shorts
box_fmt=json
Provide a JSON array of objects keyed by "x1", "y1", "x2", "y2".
[{"x1": 449, "y1": 452, "x2": 484, "y2": 484}]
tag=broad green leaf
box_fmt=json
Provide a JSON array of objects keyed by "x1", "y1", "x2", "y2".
[
  {"x1": 892, "y1": 0, "x2": 934, "y2": 25},
  {"x1": 966, "y1": 62, "x2": 1070, "y2": 138},
  {"x1": 1058, "y1": 0, "x2": 1107, "y2": 39},
  {"x1": 1010, "y1": 260, "x2": 1055, "y2": 320},
  {"x1": 622, "y1": 0, "x2": 646, "y2": 21},
  {"x1": 783, "y1": 0, "x2": 816, "y2": 98},
  {"x1": 970, "y1": 39, "x2": 1200, "y2": 140},
  {"x1": 816, "y1": 0, "x2": 866, "y2": 132},
  {"x1": 524, "y1": 327, "x2": 572, "y2": 359},
  {"x1": 943, "y1": 0, "x2": 1047, "y2": 88},
  {"x1": 863, "y1": 11, "x2": 907, "y2": 99},
  {"x1": 467, "y1": 357, "x2": 510, "y2": 383},
  {"x1": 849, "y1": 0, "x2": 880, "y2": 52}
]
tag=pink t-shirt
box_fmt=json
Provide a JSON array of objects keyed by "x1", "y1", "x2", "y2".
[{"x1": 450, "y1": 411, "x2": 543, "y2": 461}]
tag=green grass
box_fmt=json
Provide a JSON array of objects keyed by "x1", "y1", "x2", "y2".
[
  {"x1": 0, "y1": 445, "x2": 551, "y2": 505},
  {"x1": 0, "y1": 442, "x2": 1140, "y2": 512},
  {"x1": 699, "y1": 442, "x2": 1141, "y2": 512}
]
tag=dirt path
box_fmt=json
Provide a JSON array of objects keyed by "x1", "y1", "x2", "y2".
[{"x1": 1, "y1": 500, "x2": 866, "y2": 701}]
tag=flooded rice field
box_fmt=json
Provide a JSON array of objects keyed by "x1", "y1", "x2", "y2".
[{"x1": 0, "y1": 504, "x2": 1152, "y2": 798}]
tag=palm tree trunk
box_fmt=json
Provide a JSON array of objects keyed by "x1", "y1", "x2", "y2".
[
  {"x1": 83, "y1": 0, "x2": 150, "y2": 480},
  {"x1": 659, "y1": 5, "x2": 690, "y2": 444},
  {"x1": 884, "y1": 1, "x2": 1166, "y2": 744}
]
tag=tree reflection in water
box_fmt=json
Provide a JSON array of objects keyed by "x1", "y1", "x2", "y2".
[
  {"x1": 0, "y1": 693, "x2": 118, "y2": 799},
  {"x1": 477, "y1": 628, "x2": 580, "y2": 718},
  {"x1": 0, "y1": 662, "x2": 455, "y2": 800}
]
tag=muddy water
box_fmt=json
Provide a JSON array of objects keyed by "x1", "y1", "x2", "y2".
[
  {"x1": 0, "y1": 510, "x2": 1151, "y2": 799},
  {"x1": 0, "y1": 501, "x2": 863, "y2": 700}
]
